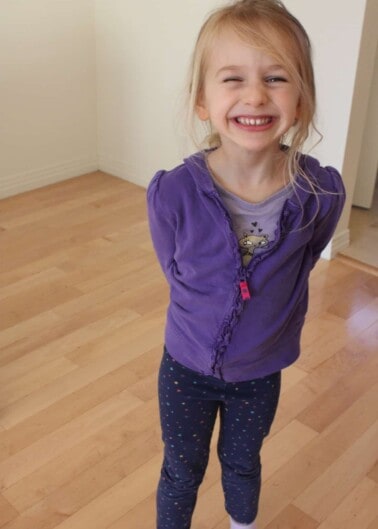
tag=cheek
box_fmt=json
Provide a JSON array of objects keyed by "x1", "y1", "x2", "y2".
[{"x1": 284, "y1": 94, "x2": 301, "y2": 117}]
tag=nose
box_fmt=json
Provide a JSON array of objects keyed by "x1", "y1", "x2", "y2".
[{"x1": 242, "y1": 81, "x2": 268, "y2": 107}]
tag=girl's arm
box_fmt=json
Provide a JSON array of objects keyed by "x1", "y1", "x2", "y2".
[
  {"x1": 147, "y1": 170, "x2": 176, "y2": 280},
  {"x1": 311, "y1": 167, "x2": 346, "y2": 266}
]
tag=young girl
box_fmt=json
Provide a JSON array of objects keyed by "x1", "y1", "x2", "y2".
[{"x1": 147, "y1": 1, "x2": 345, "y2": 528}]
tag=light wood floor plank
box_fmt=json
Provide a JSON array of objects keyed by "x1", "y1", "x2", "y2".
[
  {"x1": 0, "y1": 391, "x2": 142, "y2": 489},
  {"x1": 38, "y1": 453, "x2": 162, "y2": 529},
  {"x1": 4, "y1": 427, "x2": 161, "y2": 522},
  {"x1": 0, "y1": 306, "x2": 139, "y2": 387},
  {"x1": 0, "y1": 494, "x2": 18, "y2": 527},
  {"x1": 270, "y1": 328, "x2": 377, "y2": 435},
  {"x1": 296, "y1": 347, "x2": 378, "y2": 432},
  {"x1": 368, "y1": 461, "x2": 378, "y2": 484},
  {"x1": 2, "y1": 400, "x2": 159, "y2": 512},
  {"x1": 105, "y1": 493, "x2": 156, "y2": 529},
  {"x1": 367, "y1": 516, "x2": 378, "y2": 529},
  {"x1": 316, "y1": 478, "x2": 378, "y2": 529},
  {"x1": 261, "y1": 420, "x2": 318, "y2": 480},
  {"x1": 0, "y1": 311, "x2": 61, "y2": 361},
  {"x1": 293, "y1": 420, "x2": 378, "y2": 522},
  {"x1": 0, "y1": 356, "x2": 78, "y2": 408},
  {"x1": 258, "y1": 381, "x2": 378, "y2": 527},
  {"x1": 264, "y1": 505, "x2": 318, "y2": 529}
]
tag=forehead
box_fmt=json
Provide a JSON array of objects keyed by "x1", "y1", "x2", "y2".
[{"x1": 205, "y1": 28, "x2": 284, "y2": 73}]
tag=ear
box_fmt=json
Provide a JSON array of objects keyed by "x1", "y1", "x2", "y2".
[
  {"x1": 291, "y1": 106, "x2": 300, "y2": 128},
  {"x1": 196, "y1": 96, "x2": 209, "y2": 121}
]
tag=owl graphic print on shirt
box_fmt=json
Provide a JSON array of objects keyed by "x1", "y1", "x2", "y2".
[
  {"x1": 213, "y1": 179, "x2": 293, "y2": 269},
  {"x1": 239, "y1": 220, "x2": 269, "y2": 266}
]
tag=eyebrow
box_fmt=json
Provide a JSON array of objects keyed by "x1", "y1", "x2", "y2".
[
  {"x1": 215, "y1": 64, "x2": 286, "y2": 76},
  {"x1": 215, "y1": 65, "x2": 242, "y2": 76}
]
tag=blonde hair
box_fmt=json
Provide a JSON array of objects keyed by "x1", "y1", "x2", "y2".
[{"x1": 187, "y1": 0, "x2": 320, "y2": 190}]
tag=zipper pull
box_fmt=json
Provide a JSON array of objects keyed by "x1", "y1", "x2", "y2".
[{"x1": 240, "y1": 280, "x2": 251, "y2": 300}]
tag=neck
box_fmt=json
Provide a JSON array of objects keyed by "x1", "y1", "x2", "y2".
[{"x1": 207, "y1": 146, "x2": 288, "y2": 202}]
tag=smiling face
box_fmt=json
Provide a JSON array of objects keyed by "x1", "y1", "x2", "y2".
[{"x1": 196, "y1": 29, "x2": 301, "y2": 158}]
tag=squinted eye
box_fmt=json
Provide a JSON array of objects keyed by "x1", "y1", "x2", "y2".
[
  {"x1": 223, "y1": 77, "x2": 243, "y2": 83},
  {"x1": 266, "y1": 76, "x2": 287, "y2": 83}
]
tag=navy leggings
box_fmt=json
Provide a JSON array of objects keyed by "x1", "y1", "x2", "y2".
[{"x1": 157, "y1": 349, "x2": 281, "y2": 529}]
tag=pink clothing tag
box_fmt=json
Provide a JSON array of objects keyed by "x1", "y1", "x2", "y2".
[{"x1": 240, "y1": 280, "x2": 251, "y2": 300}]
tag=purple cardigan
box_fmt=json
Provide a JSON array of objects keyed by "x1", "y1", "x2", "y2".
[{"x1": 147, "y1": 151, "x2": 345, "y2": 382}]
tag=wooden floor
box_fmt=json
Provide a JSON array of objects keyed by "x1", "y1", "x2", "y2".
[{"x1": 0, "y1": 171, "x2": 377, "y2": 529}]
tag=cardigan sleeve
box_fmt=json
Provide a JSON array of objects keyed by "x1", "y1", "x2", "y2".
[
  {"x1": 147, "y1": 170, "x2": 176, "y2": 280},
  {"x1": 310, "y1": 166, "x2": 346, "y2": 266}
]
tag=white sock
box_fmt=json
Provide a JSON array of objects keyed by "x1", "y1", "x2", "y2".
[{"x1": 230, "y1": 517, "x2": 257, "y2": 529}]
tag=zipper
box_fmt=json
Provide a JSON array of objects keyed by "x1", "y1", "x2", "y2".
[
  {"x1": 208, "y1": 191, "x2": 244, "y2": 376},
  {"x1": 209, "y1": 190, "x2": 255, "y2": 311},
  {"x1": 239, "y1": 269, "x2": 251, "y2": 300},
  {"x1": 236, "y1": 205, "x2": 290, "y2": 304},
  {"x1": 208, "y1": 191, "x2": 290, "y2": 375}
]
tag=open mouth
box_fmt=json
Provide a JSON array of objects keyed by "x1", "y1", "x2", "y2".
[{"x1": 235, "y1": 116, "x2": 273, "y2": 126}]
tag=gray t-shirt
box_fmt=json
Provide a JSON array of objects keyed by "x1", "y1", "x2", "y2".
[{"x1": 214, "y1": 182, "x2": 293, "y2": 266}]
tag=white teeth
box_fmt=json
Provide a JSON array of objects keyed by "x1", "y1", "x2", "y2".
[{"x1": 237, "y1": 117, "x2": 271, "y2": 126}]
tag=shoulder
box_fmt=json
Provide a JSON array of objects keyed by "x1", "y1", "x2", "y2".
[
  {"x1": 289, "y1": 154, "x2": 346, "y2": 231},
  {"x1": 298, "y1": 155, "x2": 346, "y2": 230},
  {"x1": 147, "y1": 152, "x2": 211, "y2": 212},
  {"x1": 300, "y1": 154, "x2": 345, "y2": 196},
  {"x1": 147, "y1": 162, "x2": 186, "y2": 198},
  {"x1": 146, "y1": 163, "x2": 188, "y2": 218}
]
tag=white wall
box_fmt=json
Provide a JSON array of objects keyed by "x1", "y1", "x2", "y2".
[
  {"x1": 352, "y1": 43, "x2": 378, "y2": 209},
  {"x1": 0, "y1": 0, "x2": 98, "y2": 198},
  {"x1": 334, "y1": 0, "x2": 378, "y2": 249},
  {"x1": 285, "y1": 0, "x2": 365, "y2": 169},
  {"x1": 284, "y1": 0, "x2": 369, "y2": 257},
  {"x1": 95, "y1": 0, "x2": 222, "y2": 187},
  {"x1": 349, "y1": 0, "x2": 378, "y2": 210}
]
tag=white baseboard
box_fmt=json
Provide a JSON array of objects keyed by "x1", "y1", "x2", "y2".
[
  {"x1": 0, "y1": 157, "x2": 99, "y2": 199},
  {"x1": 321, "y1": 228, "x2": 350, "y2": 260}
]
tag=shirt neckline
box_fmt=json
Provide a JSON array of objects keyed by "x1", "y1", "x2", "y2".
[{"x1": 212, "y1": 174, "x2": 293, "y2": 208}]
